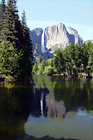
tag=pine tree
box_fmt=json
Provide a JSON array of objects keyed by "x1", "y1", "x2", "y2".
[
  {"x1": 5, "y1": 0, "x2": 20, "y2": 46},
  {"x1": 21, "y1": 11, "x2": 32, "y2": 48},
  {"x1": 17, "y1": 11, "x2": 33, "y2": 79},
  {"x1": 0, "y1": 0, "x2": 33, "y2": 81},
  {"x1": 21, "y1": 11, "x2": 33, "y2": 59},
  {"x1": 0, "y1": 0, "x2": 6, "y2": 42}
]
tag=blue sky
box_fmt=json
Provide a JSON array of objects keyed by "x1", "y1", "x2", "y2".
[{"x1": 12, "y1": 0, "x2": 93, "y2": 41}]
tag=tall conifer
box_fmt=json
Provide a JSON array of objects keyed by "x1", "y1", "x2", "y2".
[
  {"x1": 18, "y1": 11, "x2": 33, "y2": 78},
  {"x1": 0, "y1": 0, "x2": 33, "y2": 81},
  {"x1": 0, "y1": 0, "x2": 6, "y2": 42},
  {"x1": 21, "y1": 11, "x2": 32, "y2": 48},
  {"x1": 5, "y1": 0, "x2": 20, "y2": 47}
]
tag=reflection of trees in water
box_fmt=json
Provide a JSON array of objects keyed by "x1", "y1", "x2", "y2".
[
  {"x1": 33, "y1": 76, "x2": 54, "y2": 91},
  {"x1": 25, "y1": 87, "x2": 91, "y2": 140},
  {"x1": 0, "y1": 76, "x2": 92, "y2": 139},
  {"x1": 29, "y1": 87, "x2": 76, "y2": 121},
  {"x1": 31, "y1": 87, "x2": 91, "y2": 121},
  {"x1": 33, "y1": 76, "x2": 93, "y2": 112},
  {"x1": 0, "y1": 85, "x2": 33, "y2": 140},
  {"x1": 53, "y1": 79, "x2": 93, "y2": 111}
]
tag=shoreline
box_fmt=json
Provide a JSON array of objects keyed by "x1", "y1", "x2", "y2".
[
  {"x1": 33, "y1": 74, "x2": 93, "y2": 79},
  {"x1": 0, "y1": 74, "x2": 93, "y2": 84}
]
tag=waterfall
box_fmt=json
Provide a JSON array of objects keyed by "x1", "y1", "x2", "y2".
[
  {"x1": 40, "y1": 91, "x2": 44, "y2": 115},
  {"x1": 41, "y1": 30, "x2": 45, "y2": 53}
]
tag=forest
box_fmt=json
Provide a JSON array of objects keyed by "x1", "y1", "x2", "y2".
[
  {"x1": 33, "y1": 42, "x2": 93, "y2": 78},
  {"x1": 0, "y1": 0, "x2": 33, "y2": 82}
]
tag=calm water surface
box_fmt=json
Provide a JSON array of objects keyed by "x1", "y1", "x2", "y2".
[{"x1": 0, "y1": 76, "x2": 93, "y2": 140}]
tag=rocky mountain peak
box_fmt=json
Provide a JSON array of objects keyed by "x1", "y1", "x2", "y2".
[
  {"x1": 67, "y1": 27, "x2": 78, "y2": 35},
  {"x1": 29, "y1": 23, "x2": 83, "y2": 60}
]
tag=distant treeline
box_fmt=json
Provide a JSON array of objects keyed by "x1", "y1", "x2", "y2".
[
  {"x1": 33, "y1": 42, "x2": 93, "y2": 78},
  {"x1": 0, "y1": 0, "x2": 33, "y2": 82}
]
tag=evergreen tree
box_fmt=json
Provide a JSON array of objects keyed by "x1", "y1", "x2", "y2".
[
  {"x1": 0, "y1": 0, "x2": 6, "y2": 42},
  {"x1": 0, "y1": 0, "x2": 33, "y2": 81},
  {"x1": 5, "y1": 0, "x2": 20, "y2": 46},
  {"x1": 0, "y1": 41, "x2": 22, "y2": 76},
  {"x1": 17, "y1": 10, "x2": 33, "y2": 79},
  {"x1": 21, "y1": 11, "x2": 31, "y2": 47},
  {"x1": 21, "y1": 10, "x2": 33, "y2": 59}
]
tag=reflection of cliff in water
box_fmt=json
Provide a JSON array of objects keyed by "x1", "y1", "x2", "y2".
[
  {"x1": 33, "y1": 76, "x2": 93, "y2": 111},
  {"x1": 0, "y1": 76, "x2": 93, "y2": 140},
  {"x1": 46, "y1": 92, "x2": 66, "y2": 121},
  {"x1": 30, "y1": 87, "x2": 88, "y2": 121},
  {"x1": 25, "y1": 87, "x2": 93, "y2": 140},
  {"x1": 24, "y1": 77, "x2": 93, "y2": 140},
  {"x1": 30, "y1": 87, "x2": 67, "y2": 121},
  {"x1": 30, "y1": 88, "x2": 89, "y2": 121}
]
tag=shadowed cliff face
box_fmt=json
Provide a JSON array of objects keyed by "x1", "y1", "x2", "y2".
[
  {"x1": 30, "y1": 28, "x2": 43, "y2": 56},
  {"x1": 30, "y1": 28, "x2": 43, "y2": 45},
  {"x1": 66, "y1": 27, "x2": 83, "y2": 45},
  {"x1": 30, "y1": 23, "x2": 83, "y2": 60}
]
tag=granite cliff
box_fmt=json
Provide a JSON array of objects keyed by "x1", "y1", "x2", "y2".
[{"x1": 30, "y1": 23, "x2": 83, "y2": 60}]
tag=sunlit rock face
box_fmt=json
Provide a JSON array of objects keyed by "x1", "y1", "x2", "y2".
[
  {"x1": 44, "y1": 23, "x2": 83, "y2": 51},
  {"x1": 30, "y1": 23, "x2": 83, "y2": 60},
  {"x1": 44, "y1": 23, "x2": 69, "y2": 50}
]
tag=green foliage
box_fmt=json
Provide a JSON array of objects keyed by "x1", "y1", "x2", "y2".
[
  {"x1": 4, "y1": 0, "x2": 19, "y2": 45},
  {"x1": 32, "y1": 62, "x2": 38, "y2": 74},
  {"x1": 41, "y1": 60, "x2": 46, "y2": 71},
  {"x1": 0, "y1": 0, "x2": 33, "y2": 81},
  {"x1": 18, "y1": 47, "x2": 33, "y2": 79},
  {"x1": 80, "y1": 43, "x2": 89, "y2": 70},
  {"x1": 46, "y1": 59, "x2": 53, "y2": 67},
  {"x1": 38, "y1": 55, "x2": 43, "y2": 64},
  {"x1": 0, "y1": 41, "x2": 22, "y2": 77},
  {"x1": 36, "y1": 60, "x2": 46, "y2": 74},
  {"x1": 33, "y1": 42, "x2": 93, "y2": 77},
  {"x1": 21, "y1": 11, "x2": 33, "y2": 49},
  {"x1": 32, "y1": 59, "x2": 54, "y2": 75},
  {"x1": 5, "y1": 75, "x2": 15, "y2": 82},
  {"x1": 0, "y1": 0, "x2": 6, "y2": 41},
  {"x1": 86, "y1": 42, "x2": 93, "y2": 75},
  {"x1": 64, "y1": 44, "x2": 77, "y2": 75},
  {"x1": 44, "y1": 66, "x2": 54, "y2": 75},
  {"x1": 53, "y1": 49, "x2": 65, "y2": 74}
]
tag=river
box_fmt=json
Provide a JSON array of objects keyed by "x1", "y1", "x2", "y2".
[{"x1": 0, "y1": 76, "x2": 93, "y2": 140}]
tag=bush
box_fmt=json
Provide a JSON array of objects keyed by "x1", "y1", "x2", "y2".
[{"x1": 44, "y1": 66, "x2": 54, "y2": 75}]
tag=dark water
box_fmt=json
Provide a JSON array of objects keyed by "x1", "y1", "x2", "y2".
[{"x1": 0, "y1": 76, "x2": 93, "y2": 140}]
